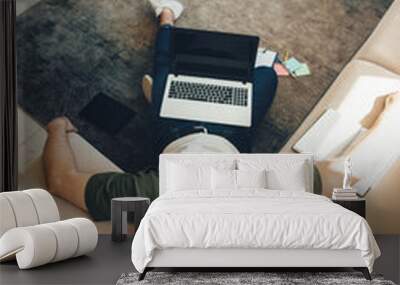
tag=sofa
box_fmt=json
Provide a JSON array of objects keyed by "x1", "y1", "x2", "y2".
[{"x1": 282, "y1": 0, "x2": 400, "y2": 234}]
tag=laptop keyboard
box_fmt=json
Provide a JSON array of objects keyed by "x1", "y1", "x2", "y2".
[{"x1": 168, "y1": 81, "x2": 248, "y2": 107}]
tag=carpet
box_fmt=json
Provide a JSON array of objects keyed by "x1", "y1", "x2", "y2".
[
  {"x1": 116, "y1": 271, "x2": 395, "y2": 285},
  {"x1": 16, "y1": 0, "x2": 392, "y2": 172}
]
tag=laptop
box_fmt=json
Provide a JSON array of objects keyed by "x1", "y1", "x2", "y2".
[{"x1": 160, "y1": 28, "x2": 259, "y2": 127}]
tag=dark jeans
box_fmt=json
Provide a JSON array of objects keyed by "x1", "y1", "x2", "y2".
[{"x1": 151, "y1": 25, "x2": 278, "y2": 153}]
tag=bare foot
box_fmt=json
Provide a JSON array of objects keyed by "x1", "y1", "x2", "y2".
[
  {"x1": 159, "y1": 8, "x2": 175, "y2": 25},
  {"x1": 149, "y1": 0, "x2": 184, "y2": 23},
  {"x1": 47, "y1": 117, "x2": 78, "y2": 134},
  {"x1": 142, "y1": 74, "x2": 153, "y2": 103}
]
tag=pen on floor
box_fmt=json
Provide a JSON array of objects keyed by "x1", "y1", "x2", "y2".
[
  {"x1": 277, "y1": 55, "x2": 297, "y2": 79},
  {"x1": 283, "y1": 50, "x2": 289, "y2": 62}
]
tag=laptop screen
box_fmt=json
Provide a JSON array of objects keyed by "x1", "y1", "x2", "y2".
[{"x1": 171, "y1": 28, "x2": 259, "y2": 82}]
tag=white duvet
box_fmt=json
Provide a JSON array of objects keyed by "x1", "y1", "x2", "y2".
[{"x1": 131, "y1": 190, "x2": 380, "y2": 273}]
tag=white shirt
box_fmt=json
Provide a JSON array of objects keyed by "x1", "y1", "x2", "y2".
[{"x1": 163, "y1": 133, "x2": 239, "y2": 154}]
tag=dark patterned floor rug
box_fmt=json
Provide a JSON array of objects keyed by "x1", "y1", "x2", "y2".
[
  {"x1": 17, "y1": 0, "x2": 392, "y2": 172},
  {"x1": 117, "y1": 272, "x2": 395, "y2": 285}
]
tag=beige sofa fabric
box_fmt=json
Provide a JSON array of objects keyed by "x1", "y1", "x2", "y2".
[
  {"x1": 68, "y1": 133, "x2": 123, "y2": 174},
  {"x1": 282, "y1": 0, "x2": 400, "y2": 234},
  {"x1": 355, "y1": 0, "x2": 400, "y2": 75}
]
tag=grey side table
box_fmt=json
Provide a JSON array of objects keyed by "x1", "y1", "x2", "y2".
[{"x1": 111, "y1": 197, "x2": 150, "y2": 242}]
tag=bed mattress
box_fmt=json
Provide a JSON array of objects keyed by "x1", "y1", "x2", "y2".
[{"x1": 131, "y1": 190, "x2": 380, "y2": 272}]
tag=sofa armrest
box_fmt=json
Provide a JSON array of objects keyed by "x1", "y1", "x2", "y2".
[
  {"x1": 355, "y1": 0, "x2": 400, "y2": 74},
  {"x1": 19, "y1": 132, "x2": 123, "y2": 234},
  {"x1": 68, "y1": 133, "x2": 123, "y2": 173}
]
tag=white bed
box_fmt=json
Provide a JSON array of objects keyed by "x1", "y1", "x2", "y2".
[{"x1": 131, "y1": 154, "x2": 380, "y2": 280}]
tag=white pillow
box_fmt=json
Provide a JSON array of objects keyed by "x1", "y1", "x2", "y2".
[
  {"x1": 211, "y1": 168, "x2": 236, "y2": 190},
  {"x1": 211, "y1": 169, "x2": 267, "y2": 190},
  {"x1": 166, "y1": 160, "x2": 235, "y2": 191},
  {"x1": 236, "y1": 169, "x2": 267, "y2": 189},
  {"x1": 266, "y1": 168, "x2": 306, "y2": 191},
  {"x1": 238, "y1": 159, "x2": 308, "y2": 191},
  {"x1": 166, "y1": 163, "x2": 208, "y2": 191}
]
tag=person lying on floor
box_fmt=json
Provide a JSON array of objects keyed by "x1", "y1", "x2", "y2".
[{"x1": 43, "y1": 0, "x2": 278, "y2": 221}]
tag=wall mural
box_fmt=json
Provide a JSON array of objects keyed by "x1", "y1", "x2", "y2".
[{"x1": 16, "y1": 0, "x2": 399, "y2": 233}]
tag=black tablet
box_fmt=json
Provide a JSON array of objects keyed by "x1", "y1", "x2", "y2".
[{"x1": 79, "y1": 93, "x2": 135, "y2": 135}]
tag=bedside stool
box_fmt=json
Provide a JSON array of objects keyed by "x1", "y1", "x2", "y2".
[
  {"x1": 111, "y1": 197, "x2": 150, "y2": 242},
  {"x1": 332, "y1": 198, "x2": 366, "y2": 218}
]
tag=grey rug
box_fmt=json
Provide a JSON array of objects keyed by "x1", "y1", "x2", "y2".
[
  {"x1": 17, "y1": 0, "x2": 392, "y2": 172},
  {"x1": 117, "y1": 272, "x2": 395, "y2": 285}
]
